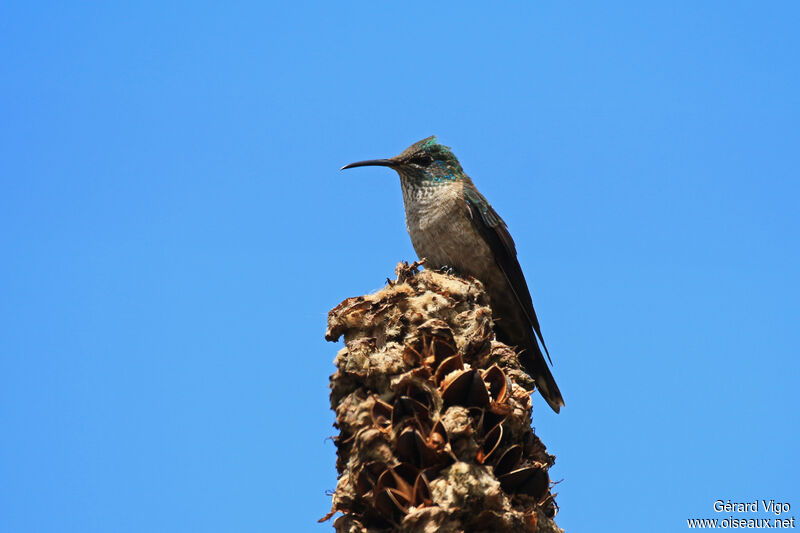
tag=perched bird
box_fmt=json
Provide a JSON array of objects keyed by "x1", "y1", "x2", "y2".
[{"x1": 341, "y1": 136, "x2": 564, "y2": 413}]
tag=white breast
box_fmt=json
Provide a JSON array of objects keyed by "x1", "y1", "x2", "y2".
[{"x1": 400, "y1": 181, "x2": 493, "y2": 274}]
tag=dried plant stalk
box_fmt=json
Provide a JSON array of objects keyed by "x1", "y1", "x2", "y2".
[{"x1": 323, "y1": 261, "x2": 562, "y2": 533}]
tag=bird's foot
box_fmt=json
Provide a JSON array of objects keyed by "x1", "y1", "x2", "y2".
[{"x1": 436, "y1": 265, "x2": 459, "y2": 276}]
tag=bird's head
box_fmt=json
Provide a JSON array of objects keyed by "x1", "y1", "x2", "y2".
[{"x1": 341, "y1": 136, "x2": 465, "y2": 184}]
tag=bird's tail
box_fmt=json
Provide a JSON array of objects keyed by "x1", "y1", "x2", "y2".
[{"x1": 519, "y1": 341, "x2": 565, "y2": 414}]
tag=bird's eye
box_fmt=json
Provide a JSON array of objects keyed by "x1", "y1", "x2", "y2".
[{"x1": 409, "y1": 155, "x2": 433, "y2": 167}]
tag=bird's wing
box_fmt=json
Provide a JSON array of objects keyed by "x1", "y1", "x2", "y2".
[{"x1": 463, "y1": 185, "x2": 551, "y2": 363}]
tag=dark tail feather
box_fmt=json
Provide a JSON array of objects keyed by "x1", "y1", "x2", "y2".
[{"x1": 519, "y1": 341, "x2": 565, "y2": 414}]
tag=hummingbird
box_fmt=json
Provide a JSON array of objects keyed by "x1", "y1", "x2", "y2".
[{"x1": 341, "y1": 136, "x2": 564, "y2": 413}]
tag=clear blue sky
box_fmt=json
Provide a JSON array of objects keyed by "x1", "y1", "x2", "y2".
[{"x1": 2, "y1": 2, "x2": 798, "y2": 531}]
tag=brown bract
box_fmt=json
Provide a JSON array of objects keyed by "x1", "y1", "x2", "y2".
[{"x1": 323, "y1": 261, "x2": 562, "y2": 532}]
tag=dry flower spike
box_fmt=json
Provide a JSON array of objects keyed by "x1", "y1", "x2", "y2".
[{"x1": 324, "y1": 262, "x2": 562, "y2": 532}]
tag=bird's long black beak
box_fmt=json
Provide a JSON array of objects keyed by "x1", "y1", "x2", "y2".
[{"x1": 340, "y1": 158, "x2": 395, "y2": 171}]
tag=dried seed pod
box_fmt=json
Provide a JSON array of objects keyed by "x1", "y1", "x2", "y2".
[
  {"x1": 393, "y1": 378, "x2": 436, "y2": 411},
  {"x1": 441, "y1": 369, "x2": 490, "y2": 408},
  {"x1": 418, "y1": 322, "x2": 458, "y2": 366},
  {"x1": 477, "y1": 422, "x2": 503, "y2": 464},
  {"x1": 493, "y1": 444, "x2": 524, "y2": 476},
  {"x1": 428, "y1": 420, "x2": 448, "y2": 450},
  {"x1": 389, "y1": 463, "x2": 420, "y2": 494},
  {"x1": 427, "y1": 336, "x2": 458, "y2": 368},
  {"x1": 356, "y1": 461, "x2": 389, "y2": 496},
  {"x1": 412, "y1": 472, "x2": 432, "y2": 507},
  {"x1": 482, "y1": 365, "x2": 509, "y2": 404},
  {"x1": 395, "y1": 427, "x2": 440, "y2": 469},
  {"x1": 405, "y1": 321, "x2": 458, "y2": 369},
  {"x1": 391, "y1": 396, "x2": 432, "y2": 435},
  {"x1": 375, "y1": 464, "x2": 414, "y2": 499},
  {"x1": 467, "y1": 407, "x2": 506, "y2": 439},
  {"x1": 434, "y1": 354, "x2": 465, "y2": 385},
  {"x1": 371, "y1": 399, "x2": 393, "y2": 433},
  {"x1": 402, "y1": 345, "x2": 423, "y2": 367},
  {"x1": 374, "y1": 487, "x2": 411, "y2": 519},
  {"x1": 498, "y1": 465, "x2": 550, "y2": 499}
]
